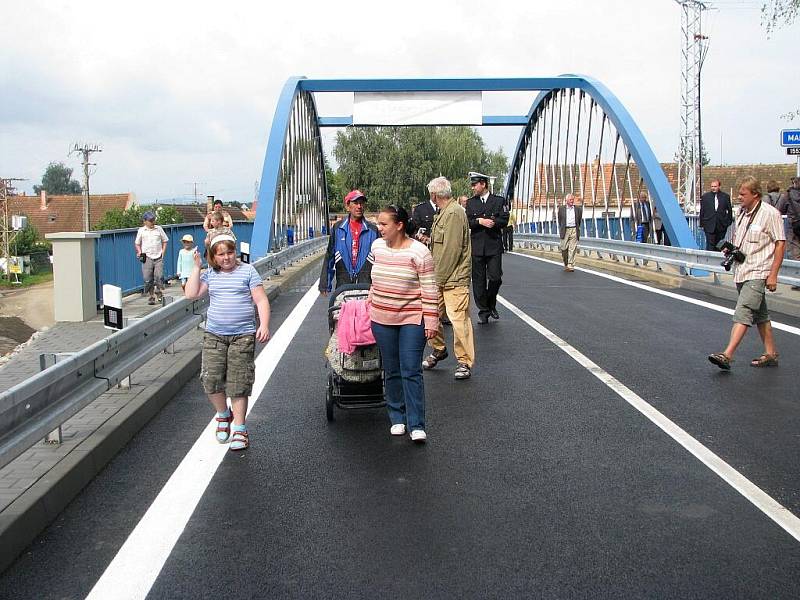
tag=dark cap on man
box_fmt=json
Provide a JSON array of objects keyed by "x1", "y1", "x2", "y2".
[
  {"x1": 469, "y1": 171, "x2": 490, "y2": 184},
  {"x1": 344, "y1": 189, "x2": 366, "y2": 205}
]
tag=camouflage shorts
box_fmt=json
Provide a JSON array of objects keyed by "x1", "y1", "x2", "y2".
[{"x1": 200, "y1": 332, "x2": 256, "y2": 398}]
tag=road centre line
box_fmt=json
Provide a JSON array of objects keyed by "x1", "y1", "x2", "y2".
[
  {"x1": 85, "y1": 283, "x2": 321, "y2": 600},
  {"x1": 510, "y1": 251, "x2": 800, "y2": 336},
  {"x1": 497, "y1": 294, "x2": 800, "y2": 544}
]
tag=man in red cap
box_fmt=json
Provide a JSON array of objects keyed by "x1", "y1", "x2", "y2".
[{"x1": 319, "y1": 189, "x2": 379, "y2": 295}]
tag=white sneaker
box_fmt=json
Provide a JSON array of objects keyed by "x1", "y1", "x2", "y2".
[
  {"x1": 410, "y1": 429, "x2": 427, "y2": 443},
  {"x1": 390, "y1": 424, "x2": 406, "y2": 436}
]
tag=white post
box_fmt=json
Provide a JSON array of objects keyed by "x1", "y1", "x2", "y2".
[{"x1": 45, "y1": 232, "x2": 101, "y2": 322}]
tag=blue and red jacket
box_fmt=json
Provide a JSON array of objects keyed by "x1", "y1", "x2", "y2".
[{"x1": 318, "y1": 216, "x2": 379, "y2": 293}]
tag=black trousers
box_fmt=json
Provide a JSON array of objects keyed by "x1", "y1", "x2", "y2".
[
  {"x1": 705, "y1": 229, "x2": 725, "y2": 251},
  {"x1": 502, "y1": 227, "x2": 514, "y2": 251},
  {"x1": 472, "y1": 253, "x2": 503, "y2": 316}
]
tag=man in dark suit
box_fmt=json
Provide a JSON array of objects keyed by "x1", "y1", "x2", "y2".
[
  {"x1": 466, "y1": 172, "x2": 508, "y2": 324},
  {"x1": 557, "y1": 193, "x2": 583, "y2": 271},
  {"x1": 698, "y1": 179, "x2": 733, "y2": 251},
  {"x1": 410, "y1": 197, "x2": 438, "y2": 242},
  {"x1": 631, "y1": 190, "x2": 653, "y2": 243}
]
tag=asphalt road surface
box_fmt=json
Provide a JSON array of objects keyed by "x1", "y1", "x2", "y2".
[{"x1": 2, "y1": 257, "x2": 799, "y2": 599}]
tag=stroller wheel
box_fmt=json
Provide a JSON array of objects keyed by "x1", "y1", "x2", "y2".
[{"x1": 326, "y1": 376, "x2": 335, "y2": 422}]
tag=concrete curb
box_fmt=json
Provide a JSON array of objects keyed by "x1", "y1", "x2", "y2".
[
  {"x1": 514, "y1": 247, "x2": 800, "y2": 318},
  {"x1": 0, "y1": 253, "x2": 323, "y2": 574}
]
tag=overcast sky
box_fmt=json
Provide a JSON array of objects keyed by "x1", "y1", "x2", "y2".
[{"x1": 1, "y1": 0, "x2": 797, "y2": 204}]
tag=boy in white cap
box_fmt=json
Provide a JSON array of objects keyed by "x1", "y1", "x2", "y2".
[{"x1": 176, "y1": 234, "x2": 196, "y2": 289}]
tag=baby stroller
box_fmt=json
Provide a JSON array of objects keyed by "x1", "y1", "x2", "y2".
[{"x1": 325, "y1": 284, "x2": 385, "y2": 421}]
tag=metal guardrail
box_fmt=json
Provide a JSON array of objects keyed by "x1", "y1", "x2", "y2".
[
  {"x1": 516, "y1": 233, "x2": 800, "y2": 286},
  {"x1": 0, "y1": 237, "x2": 326, "y2": 470}
]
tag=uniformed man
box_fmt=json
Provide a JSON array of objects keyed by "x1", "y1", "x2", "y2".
[
  {"x1": 410, "y1": 196, "x2": 438, "y2": 243},
  {"x1": 466, "y1": 172, "x2": 509, "y2": 324}
]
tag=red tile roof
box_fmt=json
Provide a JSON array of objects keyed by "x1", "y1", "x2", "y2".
[
  {"x1": 156, "y1": 203, "x2": 251, "y2": 223},
  {"x1": 8, "y1": 193, "x2": 133, "y2": 236}
]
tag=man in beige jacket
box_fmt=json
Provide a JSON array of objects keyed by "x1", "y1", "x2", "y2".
[{"x1": 421, "y1": 177, "x2": 475, "y2": 380}]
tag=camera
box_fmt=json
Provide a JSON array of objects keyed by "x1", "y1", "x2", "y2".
[{"x1": 717, "y1": 240, "x2": 745, "y2": 271}]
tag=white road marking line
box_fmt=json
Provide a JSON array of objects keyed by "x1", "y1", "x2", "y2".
[
  {"x1": 510, "y1": 251, "x2": 800, "y2": 336},
  {"x1": 497, "y1": 294, "x2": 800, "y2": 543},
  {"x1": 85, "y1": 283, "x2": 321, "y2": 600}
]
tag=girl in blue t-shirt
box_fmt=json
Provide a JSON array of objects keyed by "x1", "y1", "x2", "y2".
[{"x1": 184, "y1": 233, "x2": 271, "y2": 451}]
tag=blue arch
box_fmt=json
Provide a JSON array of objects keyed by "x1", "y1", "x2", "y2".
[
  {"x1": 251, "y1": 76, "x2": 694, "y2": 258},
  {"x1": 506, "y1": 75, "x2": 694, "y2": 248}
]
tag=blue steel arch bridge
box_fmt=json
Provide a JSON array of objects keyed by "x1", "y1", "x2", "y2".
[
  {"x1": 249, "y1": 75, "x2": 696, "y2": 259},
  {"x1": 5, "y1": 76, "x2": 800, "y2": 599}
]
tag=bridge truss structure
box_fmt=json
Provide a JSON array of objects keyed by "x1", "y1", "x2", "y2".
[{"x1": 250, "y1": 76, "x2": 696, "y2": 259}]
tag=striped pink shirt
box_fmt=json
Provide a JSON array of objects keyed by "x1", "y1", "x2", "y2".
[{"x1": 368, "y1": 238, "x2": 439, "y2": 330}]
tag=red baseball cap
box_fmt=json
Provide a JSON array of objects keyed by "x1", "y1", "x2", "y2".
[{"x1": 344, "y1": 190, "x2": 366, "y2": 205}]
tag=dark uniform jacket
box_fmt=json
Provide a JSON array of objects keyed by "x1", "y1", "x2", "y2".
[
  {"x1": 466, "y1": 193, "x2": 509, "y2": 256},
  {"x1": 411, "y1": 200, "x2": 437, "y2": 237}
]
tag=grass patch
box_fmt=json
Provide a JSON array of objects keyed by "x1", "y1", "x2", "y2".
[{"x1": 0, "y1": 271, "x2": 54, "y2": 289}]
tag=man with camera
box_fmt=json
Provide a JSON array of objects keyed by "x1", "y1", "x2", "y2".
[
  {"x1": 411, "y1": 196, "x2": 438, "y2": 245},
  {"x1": 708, "y1": 177, "x2": 786, "y2": 370}
]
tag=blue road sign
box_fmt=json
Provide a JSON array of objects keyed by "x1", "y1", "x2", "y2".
[{"x1": 781, "y1": 129, "x2": 800, "y2": 146}]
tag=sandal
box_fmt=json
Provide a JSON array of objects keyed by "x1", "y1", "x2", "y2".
[
  {"x1": 229, "y1": 429, "x2": 249, "y2": 451},
  {"x1": 215, "y1": 410, "x2": 233, "y2": 443},
  {"x1": 750, "y1": 353, "x2": 779, "y2": 368},
  {"x1": 422, "y1": 348, "x2": 448, "y2": 370},
  {"x1": 708, "y1": 352, "x2": 732, "y2": 370}
]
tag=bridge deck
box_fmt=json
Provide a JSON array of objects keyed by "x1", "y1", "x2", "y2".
[{"x1": 2, "y1": 255, "x2": 799, "y2": 599}]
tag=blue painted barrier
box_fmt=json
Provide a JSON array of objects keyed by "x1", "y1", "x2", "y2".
[{"x1": 94, "y1": 221, "x2": 254, "y2": 303}]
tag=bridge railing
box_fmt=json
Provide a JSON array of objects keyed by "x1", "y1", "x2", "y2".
[
  {"x1": 515, "y1": 232, "x2": 800, "y2": 286},
  {"x1": 0, "y1": 237, "x2": 326, "y2": 471},
  {"x1": 94, "y1": 221, "x2": 255, "y2": 303},
  {"x1": 517, "y1": 215, "x2": 798, "y2": 259}
]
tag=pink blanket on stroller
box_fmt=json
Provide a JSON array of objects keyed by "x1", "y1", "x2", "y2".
[{"x1": 337, "y1": 299, "x2": 376, "y2": 355}]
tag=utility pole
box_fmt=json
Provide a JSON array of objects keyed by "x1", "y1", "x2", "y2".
[
  {"x1": 1, "y1": 177, "x2": 26, "y2": 281},
  {"x1": 70, "y1": 143, "x2": 102, "y2": 231},
  {"x1": 675, "y1": 0, "x2": 708, "y2": 214},
  {"x1": 186, "y1": 182, "x2": 205, "y2": 204}
]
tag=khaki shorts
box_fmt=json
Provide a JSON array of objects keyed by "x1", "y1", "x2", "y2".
[
  {"x1": 733, "y1": 279, "x2": 769, "y2": 326},
  {"x1": 200, "y1": 332, "x2": 256, "y2": 397}
]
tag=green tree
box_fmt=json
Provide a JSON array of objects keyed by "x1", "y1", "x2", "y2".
[
  {"x1": 325, "y1": 160, "x2": 346, "y2": 213},
  {"x1": 762, "y1": 1, "x2": 799, "y2": 120},
  {"x1": 333, "y1": 126, "x2": 509, "y2": 211},
  {"x1": 11, "y1": 223, "x2": 49, "y2": 255},
  {"x1": 762, "y1": 0, "x2": 799, "y2": 35},
  {"x1": 33, "y1": 162, "x2": 82, "y2": 195},
  {"x1": 93, "y1": 204, "x2": 183, "y2": 230}
]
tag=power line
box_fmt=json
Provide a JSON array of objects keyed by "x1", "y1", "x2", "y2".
[
  {"x1": 69, "y1": 143, "x2": 102, "y2": 231},
  {"x1": 0, "y1": 177, "x2": 27, "y2": 281},
  {"x1": 675, "y1": 0, "x2": 710, "y2": 213}
]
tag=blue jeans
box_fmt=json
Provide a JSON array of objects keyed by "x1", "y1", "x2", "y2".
[{"x1": 370, "y1": 321, "x2": 427, "y2": 431}]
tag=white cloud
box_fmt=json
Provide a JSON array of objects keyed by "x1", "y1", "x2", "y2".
[{"x1": 1, "y1": 0, "x2": 797, "y2": 202}]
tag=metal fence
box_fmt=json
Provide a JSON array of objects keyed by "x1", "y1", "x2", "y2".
[
  {"x1": 515, "y1": 232, "x2": 800, "y2": 286},
  {"x1": 0, "y1": 237, "x2": 326, "y2": 471},
  {"x1": 94, "y1": 221, "x2": 254, "y2": 303},
  {"x1": 516, "y1": 214, "x2": 795, "y2": 259}
]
